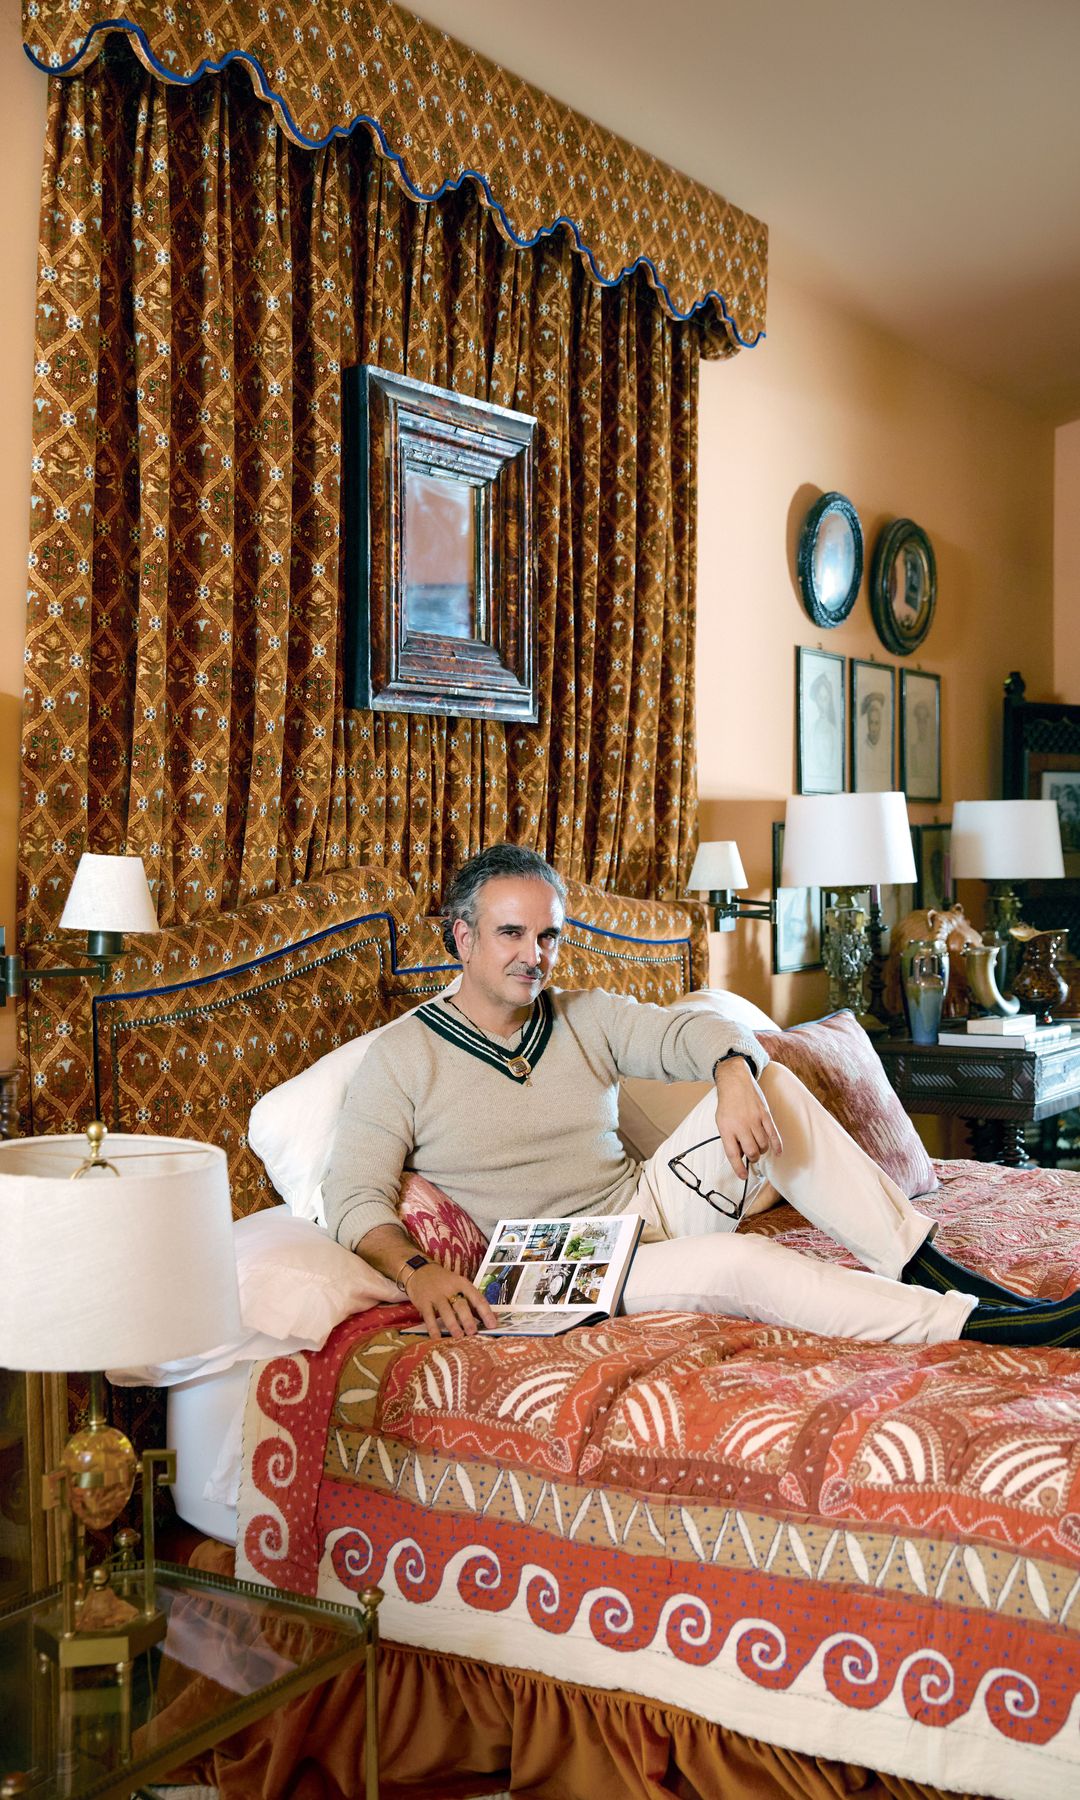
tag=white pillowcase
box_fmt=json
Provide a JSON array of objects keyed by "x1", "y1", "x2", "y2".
[
  {"x1": 248, "y1": 975, "x2": 460, "y2": 1223},
  {"x1": 617, "y1": 988, "x2": 779, "y2": 1160},
  {"x1": 109, "y1": 1208, "x2": 401, "y2": 1387}
]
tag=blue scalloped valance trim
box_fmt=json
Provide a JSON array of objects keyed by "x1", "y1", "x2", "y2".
[{"x1": 23, "y1": 15, "x2": 765, "y2": 346}]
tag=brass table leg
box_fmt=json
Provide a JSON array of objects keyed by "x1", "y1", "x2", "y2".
[{"x1": 359, "y1": 1586, "x2": 383, "y2": 1800}]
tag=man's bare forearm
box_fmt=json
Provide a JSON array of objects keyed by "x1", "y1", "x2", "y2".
[{"x1": 356, "y1": 1221, "x2": 421, "y2": 1283}]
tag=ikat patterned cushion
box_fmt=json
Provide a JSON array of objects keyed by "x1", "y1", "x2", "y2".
[{"x1": 756, "y1": 1010, "x2": 938, "y2": 1198}]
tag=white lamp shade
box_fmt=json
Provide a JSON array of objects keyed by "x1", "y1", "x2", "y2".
[
  {"x1": 782, "y1": 792, "x2": 916, "y2": 888},
  {"x1": 59, "y1": 853, "x2": 159, "y2": 935},
  {"x1": 687, "y1": 840, "x2": 748, "y2": 892},
  {"x1": 950, "y1": 800, "x2": 1066, "y2": 880},
  {"x1": 0, "y1": 1135, "x2": 240, "y2": 1371}
]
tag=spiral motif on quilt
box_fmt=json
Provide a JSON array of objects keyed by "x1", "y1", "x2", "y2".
[
  {"x1": 245, "y1": 1512, "x2": 287, "y2": 1567},
  {"x1": 459, "y1": 1548, "x2": 504, "y2": 1606},
  {"x1": 523, "y1": 1567, "x2": 563, "y2": 1627},
  {"x1": 394, "y1": 1538, "x2": 429, "y2": 1593},
  {"x1": 900, "y1": 1649, "x2": 956, "y2": 1715},
  {"x1": 331, "y1": 1529, "x2": 376, "y2": 1588},
  {"x1": 735, "y1": 1622, "x2": 790, "y2": 1686},
  {"x1": 823, "y1": 1634, "x2": 886, "y2": 1708},
  {"x1": 262, "y1": 1354, "x2": 311, "y2": 1409},
  {"x1": 664, "y1": 1595, "x2": 716, "y2": 1661},
  {"x1": 984, "y1": 1669, "x2": 1043, "y2": 1734},
  {"x1": 587, "y1": 1588, "x2": 639, "y2": 1644}
]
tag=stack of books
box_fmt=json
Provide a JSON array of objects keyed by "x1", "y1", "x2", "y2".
[{"x1": 935, "y1": 1015, "x2": 1078, "y2": 1051}]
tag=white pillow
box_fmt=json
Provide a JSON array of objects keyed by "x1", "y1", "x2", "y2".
[
  {"x1": 248, "y1": 976, "x2": 460, "y2": 1222},
  {"x1": 617, "y1": 988, "x2": 778, "y2": 1160},
  {"x1": 667, "y1": 987, "x2": 780, "y2": 1031},
  {"x1": 109, "y1": 1208, "x2": 402, "y2": 1387}
]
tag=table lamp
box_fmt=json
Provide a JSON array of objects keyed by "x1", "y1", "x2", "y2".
[
  {"x1": 950, "y1": 800, "x2": 1065, "y2": 934},
  {"x1": 686, "y1": 840, "x2": 774, "y2": 932},
  {"x1": 0, "y1": 1127, "x2": 240, "y2": 1669},
  {"x1": 783, "y1": 792, "x2": 916, "y2": 1021}
]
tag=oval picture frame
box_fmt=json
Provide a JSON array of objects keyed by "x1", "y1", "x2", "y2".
[
  {"x1": 870, "y1": 518, "x2": 937, "y2": 656},
  {"x1": 796, "y1": 492, "x2": 863, "y2": 629}
]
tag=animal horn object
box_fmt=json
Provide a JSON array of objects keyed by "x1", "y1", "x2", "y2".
[{"x1": 961, "y1": 943, "x2": 1021, "y2": 1016}]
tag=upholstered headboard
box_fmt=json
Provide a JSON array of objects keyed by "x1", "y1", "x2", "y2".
[{"x1": 88, "y1": 867, "x2": 706, "y2": 1216}]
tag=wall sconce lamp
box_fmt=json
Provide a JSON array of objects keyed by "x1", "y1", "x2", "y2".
[
  {"x1": 687, "y1": 841, "x2": 775, "y2": 933},
  {"x1": 0, "y1": 853, "x2": 158, "y2": 1006},
  {"x1": 783, "y1": 792, "x2": 916, "y2": 1025}
]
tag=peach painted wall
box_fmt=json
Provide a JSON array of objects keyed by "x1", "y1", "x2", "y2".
[
  {"x1": 0, "y1": 29, "x2": 47, "y2": 1065},
  {"x1": 1054, "y1": 417, "x2": 1080, "y2": 702},
  {"x1": 696, "y1": 273, "x2": 1055, "y2": 1023}
]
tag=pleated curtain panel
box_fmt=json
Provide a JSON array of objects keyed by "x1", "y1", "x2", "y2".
[{"x1": 18, "y1": 0, "x2": 767, "y2": 1130}]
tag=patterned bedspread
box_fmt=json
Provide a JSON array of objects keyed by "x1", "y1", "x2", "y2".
[{"x1": 237, "y1": 1161, "x2": 1080, "y2": 1800}]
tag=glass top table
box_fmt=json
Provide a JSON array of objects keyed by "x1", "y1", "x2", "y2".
[{"x1": 0, "y1": 1561, "x2": 376, "y2": 1799}]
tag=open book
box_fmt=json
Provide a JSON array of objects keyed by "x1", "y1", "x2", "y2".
[{"x1": 404, "y1": 1212, "x2": 643, "y2": 1337}]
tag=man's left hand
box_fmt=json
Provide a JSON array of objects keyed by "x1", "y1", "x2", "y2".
[{"x1": 713, "y1": 1057, "x2": 782, "y2": 1180}]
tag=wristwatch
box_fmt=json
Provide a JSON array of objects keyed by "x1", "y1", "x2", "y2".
[
  {"x1": 398, "y1": 1252, "x2": 430, "y2": 1288},
  {"x1": 713, "y1": 1050, "x2": 753, "y2": 1076}
]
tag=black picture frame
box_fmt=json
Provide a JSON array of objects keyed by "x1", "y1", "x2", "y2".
[
  {"x1": 796, "y1": 646, "x2": 846, "y2": 795},
  {"x1": 900, "y1": 668, "x2": 941, "y2": 803},
  {"x1": 850, "y1": 659, "x2": 895, "y2": 793},
  {"x1": 796, "y1": 492, "x2": 863, "y2": 629},
  {"x1": 913, "y1": 823, "x2": 953, "y2": 911},
  {"x1": 870, "y1": 518, "x2": 937, "y2": 656},
  {"x1": 343, "y1": 364, "x2": 538, "y2": 720},
  {"x1": 1002, "y1": 671, "x2": 1080, "y2": 945},
  {"x1": 772, "y1": 823, "x2": 823, "y2": 973}
]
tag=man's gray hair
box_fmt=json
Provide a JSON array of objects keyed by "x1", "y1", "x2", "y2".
[{"x1": 441, "y1": 843, "x2": 566, "y2": 958}]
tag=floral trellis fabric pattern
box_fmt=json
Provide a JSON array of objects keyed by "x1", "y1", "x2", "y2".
[
  {"x1": 22, "y1": 0, "x2": 768, "y2": 344},
  {"x1": 20, "y1": 41, "x2": 713, "y2": 1128}
]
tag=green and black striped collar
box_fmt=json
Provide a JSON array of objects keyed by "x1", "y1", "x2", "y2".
[{"x1": 417, "y1": 989, "x2": 554, "y2": 1084}]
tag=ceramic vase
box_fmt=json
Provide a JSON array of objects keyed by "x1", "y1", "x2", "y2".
[
  {"x1": 1011, "y1": 927, "x2": 1070, "y2": 1024},
  {"x1": 901, "y1": 937, "x2": 948, "y2": 1045}
]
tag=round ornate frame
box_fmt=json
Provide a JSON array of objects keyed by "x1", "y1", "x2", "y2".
[
  {"x1": 796, "y1": 492, "x2": 864, "y2": 629},
  {"x1": 870, "y1": 518, "x2": 937, "y2": 656}
]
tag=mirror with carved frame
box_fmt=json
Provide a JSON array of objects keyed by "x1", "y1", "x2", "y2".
[{"x1": 343, "y1": 366, "x2": 538, "y2": 722}]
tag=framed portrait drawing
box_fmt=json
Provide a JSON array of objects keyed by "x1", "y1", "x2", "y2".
[
  {"x1": 343, "y1": 364, "x2": 538, "y2": 720},
  {"x1": 913, "y1": 822, "x2": 952, "y2": 911},
  {"x1": 869, "y1": 518, "x2": 937, "y2": 656},
  {"x1": 772, "y1": 823, "x2": 823, "y2": 974},
  {"x1": 796, "y1": 492, "x2": 863, "y2": 630},
  {"x1": 850, "y1": 660, "x2": 895, "y2": 793},
  {"x1": 1041, "y1": 772, "x2": 1080, "y2": 855},
  {"x1": 900, "y1": 669, "x2": 941, "y2": 802},
  {"x1": 796, "y1": 646, "x2": 845, "y2": 795}
]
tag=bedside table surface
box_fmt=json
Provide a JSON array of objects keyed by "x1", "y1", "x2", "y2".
[
  {"x1": 875, "y1": 1033, "x2": 1080, "y2": 1122},
  {"x1": 0, "y1": 1560, "x2": 367, "y2": 1799}
]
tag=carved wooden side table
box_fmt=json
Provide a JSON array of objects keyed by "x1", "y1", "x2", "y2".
[{"x1": 874, "y1": 1034, "x2": 1080, "y2": 1166}]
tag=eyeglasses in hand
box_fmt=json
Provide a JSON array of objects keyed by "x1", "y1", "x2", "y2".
[{"x1": 666, "y1": 1134, "x2": 751, "y2": 1221}]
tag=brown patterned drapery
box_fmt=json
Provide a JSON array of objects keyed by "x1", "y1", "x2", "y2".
[
  {"x1": 19, "y1": 25, "x2": 758, "y2": 1128},
  {"x1": 22, "y1": 0, "x2": 768, "y2": 345}
]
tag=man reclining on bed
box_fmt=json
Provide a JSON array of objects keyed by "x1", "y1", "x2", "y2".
[{"x1": 324, "y1": 843, "x2": 1080, "y2": 1350}]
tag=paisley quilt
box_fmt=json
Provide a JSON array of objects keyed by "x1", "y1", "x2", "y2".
[{"x1": 237, "y1": 1160, "x2": 1080, "y2": 1800}]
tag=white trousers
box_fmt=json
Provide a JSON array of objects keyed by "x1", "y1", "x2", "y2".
[{"x1": 623, "y1": 1063, "x2": 975, "y2": 1345}]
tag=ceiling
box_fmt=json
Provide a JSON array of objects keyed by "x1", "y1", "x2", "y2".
[{"x1": 406, "y1": 0, "x2": 1080, "y2": 423}]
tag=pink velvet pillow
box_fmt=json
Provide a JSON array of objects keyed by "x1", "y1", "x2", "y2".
[
  {"x1": 398, "y1": 1172, "x2": 489, "y2": 1279},
  {"x1": 756, "y1": 1011, "x2": 938, "y2": 1199}
]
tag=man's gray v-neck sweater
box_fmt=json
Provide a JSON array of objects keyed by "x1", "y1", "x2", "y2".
[{"x1": 323, "y1": 987, "x2": 766, "y2": 1250}]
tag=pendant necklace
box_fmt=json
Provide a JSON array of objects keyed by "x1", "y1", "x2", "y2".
[{"x1": 445, "y1": 997, "x2": 534, "y2": 1084}]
